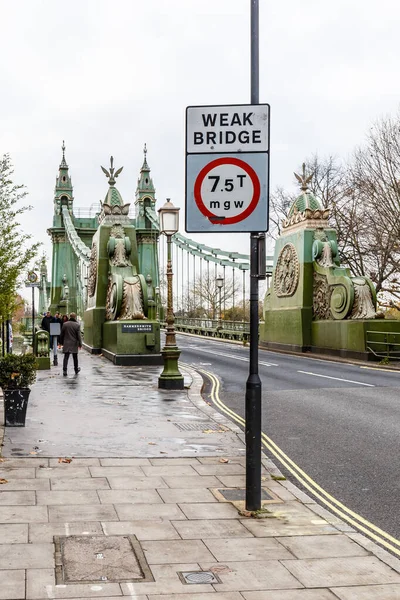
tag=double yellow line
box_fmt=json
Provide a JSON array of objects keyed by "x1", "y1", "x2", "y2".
[{"x1": 197, "y1": 365, "x2": 400, "y2": 557}]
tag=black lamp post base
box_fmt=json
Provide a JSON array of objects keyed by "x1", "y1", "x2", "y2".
[{"x1": 158, "y1": 377, "x2": 184, "y2": 390}]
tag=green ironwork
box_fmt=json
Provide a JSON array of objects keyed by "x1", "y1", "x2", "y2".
[{"x1": 366, "y1": 329, "x2": 400, "y2": 360}]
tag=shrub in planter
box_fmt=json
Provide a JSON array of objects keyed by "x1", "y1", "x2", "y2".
[{"x1": 0, "y1": 353, "x2": 37, "y2": 426}]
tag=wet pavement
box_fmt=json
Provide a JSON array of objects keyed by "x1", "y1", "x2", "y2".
[
  {"x1": 1, "y1": 351, "x2": 245, "y2": 459},
  {"x1": 1, "y1": 352, "x2": 400, "y2": 598}
]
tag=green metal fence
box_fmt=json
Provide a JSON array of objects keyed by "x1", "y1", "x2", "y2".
[
  {"x1": 174, "y1": 317, "x2": 250, "y2": 342},
  {"x1": 366, "y1": 330, "x2": 400, "y2": 360}
]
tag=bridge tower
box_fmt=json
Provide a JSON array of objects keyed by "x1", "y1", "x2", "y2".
[
  {"x1": 47, "y1": 142, "x2": 97, "y2": 316},
  {"x1": 135, "y1": 145, "x2": 160, "y2": 290}
]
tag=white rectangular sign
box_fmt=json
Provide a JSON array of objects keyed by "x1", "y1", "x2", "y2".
[{"x1": 186, "y1": 104, "x2": 269, "y2": 154}]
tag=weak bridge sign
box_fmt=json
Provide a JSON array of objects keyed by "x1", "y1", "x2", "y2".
[{"x1": 186, "y1": 104, "x2": 270, "y2": 233}]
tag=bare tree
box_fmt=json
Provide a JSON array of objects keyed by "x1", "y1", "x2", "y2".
[{"x1": 348, "y1": 112, "x2": 400, "y2": 299}]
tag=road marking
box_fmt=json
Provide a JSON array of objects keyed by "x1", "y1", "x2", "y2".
[
  {"x1": 194, "y1": 366, "x2": 400, "y2": 557},
  {"x1": 297, "y1": 370, "x2": 375, "y2": 387},
  {"x1": 187, "y1": 346, "x2": 278, "y2": 367}
]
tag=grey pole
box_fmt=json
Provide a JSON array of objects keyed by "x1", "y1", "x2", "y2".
[{"x1": 245, "y1": 0, "x2": 262, "y2": 511}]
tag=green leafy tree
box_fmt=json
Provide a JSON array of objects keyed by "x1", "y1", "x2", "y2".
[{"x1": 0, "y1": 154, "x2": 40, "y2": 321}]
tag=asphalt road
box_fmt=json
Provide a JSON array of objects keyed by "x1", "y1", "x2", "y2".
[{"x1": 180, "y1": 333, "x2": 400, "y2": 543}]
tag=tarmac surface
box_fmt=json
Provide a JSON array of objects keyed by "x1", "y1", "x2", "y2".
[{"x1": 0, "y1": 350, "x2": 400, "y2": 599}]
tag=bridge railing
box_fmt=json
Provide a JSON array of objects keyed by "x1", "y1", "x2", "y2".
[
  {"x1": 174, "y1": 317, "x2": 250, "y2": 341},
  {"x1": 366, "y1": 329, "x2": 400, "y2": 361}
]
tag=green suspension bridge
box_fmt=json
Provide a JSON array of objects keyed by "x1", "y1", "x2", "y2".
[{"x1": 38, "y1": 143, "x2": 273, "y2": 344}]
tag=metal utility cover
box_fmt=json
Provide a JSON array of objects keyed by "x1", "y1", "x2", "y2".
[
  {"x1": 218, "y1": 488, "x2": 274, "y2": 501},
  {"x1": 179, "y1": 571, "x2": 221, "y2": 585},
  {"x1": 54, "y1": 535, "x2": 153, "y2": 584}
]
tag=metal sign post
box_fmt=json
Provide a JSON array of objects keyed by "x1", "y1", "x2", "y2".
[
  {"x1": 184, "y1": 0, "x2": 268, "y2": 511},
  {"x1": 246, "y1": 0, "x2": 263, "y2": 511}
]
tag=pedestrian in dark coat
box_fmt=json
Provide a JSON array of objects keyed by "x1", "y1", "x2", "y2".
[{"x1": 59, "y1": 312, "x2": 82, "y2": 376}]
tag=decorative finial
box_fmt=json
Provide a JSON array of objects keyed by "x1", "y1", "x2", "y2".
[
  {"x1": 144, "y1": 143, "x2": 147, "y2": 159},
  {"x1": 294, "y1": 162, "x2": 313, "y2": 192},
  {"x1": 101, "y1": 155, "x2": 123, "y2": 186},
  {"x1": 60, "y1": 140, "x2": 68, "y2": 168}
]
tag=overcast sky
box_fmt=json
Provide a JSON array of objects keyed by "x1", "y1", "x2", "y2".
[{"x1": 1, "y1": 0, "x2": 399, "y2": 284}]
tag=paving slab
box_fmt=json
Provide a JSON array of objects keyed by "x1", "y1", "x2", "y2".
[
  {"x1": 0, "y1": 569, "x2": 25, "y2": 600},
  {"x1": 48, "y1": 505, "x2": 118, "y2": 522},
  {"x1": 200, "y1": 560, "x2": 302, "y2": 591},
  {"x1": 178, "y1": 502, "x2": 239, "y2": 519},
  {"x1": 0, "y1": 505, "x2": 48, "y2": 523},
  {"x1": 158, "y1": 487, "x2": 218, "y2": 503},
  {"x1": 193, "y1": 463, "x2": 246, "y2": 476},
  {"x1": 148, "y1": 594, "x2": 244, "y2": 600},
  {"x1": 49, "y1": 458, "x2": 101, "y2": 467},
  {"x1": 282, "y1": 556, "x2": 400, "y2": 587},
  {"x1": 0, "y1": 490, "x2": 36, "y2": 505},
  {"x1": 172, "y1": 518, "x2": 253, "y2": 539},
  {"x1": 36, "y1": 467, "x2": 91, "y2": 479},
  {"x1": 0, "y1": 522, "x2": 28, "y2": 543},
  {"x1": 0, "y1": 542, "x2": 54, "y2": 568},
  {"x1": 0, "y1": 467, "x2": 36, "y2": 478},
  {"x1": 101, "y1": 519, "x2": 181, "y2": 540},
  {"x1": 98, "y1": 489, "x2": 163, "y2": 504},
  {"x1": 0, "y1": 478, "x2": 50, "y2": 490},
  {"x1": 332, "y1": 584, "x2": 400, "y2": 599},
  {"x1": 29, "y1": 521, "x2": 104, "y2": 543},
  {"x1": 106, "y1": 476, "x2": 166, "y2": 489},
  {"x1": 50, "y1": 478, "x2": 110, "y2": 491},
  {"x1": 203, "y1": 537, "x2": 294, "y2": 561},
  {"x1": 161, "y1": 475, "x2": 221, "y2": 488},
  {"x1": 115, "y1": 503, "x2": 186, "y2": 521},
  {"x1": 89, "y1": 466, "x2": 145, "y2": 478},
  {"x1": 100, "y1": 458, "x2": 151, "y2": 466},
  {"x1": 277, "y1": 534, "x2": 369, "y2": 559},
  {"x1": 242, "y1": 591, "x2": 338, "y2": 599},
  {"x1": 240, "y1": 502, "x2": 337, "y2": 537},
  {"x1": 141, "y1": 539, "x2": 216, "y2": 564},
  {"x1": 26, "y1": 568, "x2": 123, "y2": 599},
  {"x1": 36, "y1": 491, "x2": 101, "y2": 505}
]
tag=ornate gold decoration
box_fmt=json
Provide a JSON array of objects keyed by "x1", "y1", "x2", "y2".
[
  {"x1": 274, "y1": 243, "x2": 300, "y2": 297},
  {"x1": 87, "y1": 242, "x2": 97, "y2": 297},
  {"x1": 313, "y1": 272, "x2": 331, "y2": 320}
]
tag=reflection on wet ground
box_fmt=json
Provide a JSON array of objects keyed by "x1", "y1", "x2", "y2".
[{"x1": 3, "y1": 351, "x2": 244, "y2": 458}]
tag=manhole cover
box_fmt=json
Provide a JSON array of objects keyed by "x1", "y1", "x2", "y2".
[
  {"x1": 180, "y1": 571, "x2": 221, "y2": 584},
  {"x1": 218, "y1": 488, "x2": 273, "y2": 501},
  {"x1": 54, "y1": 535, "x2": 153, "y2": 584},
  {"x1": 173, "y1": 422, "x2": 214, "y2": 431}
]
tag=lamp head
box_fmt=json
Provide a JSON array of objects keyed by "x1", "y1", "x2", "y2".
[{"x1": 158, "y1": 198, "x2": 180, "y2": 236}]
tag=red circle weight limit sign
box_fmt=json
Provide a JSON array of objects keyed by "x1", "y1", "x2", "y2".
[{"x1": 194, "y1": 157, "x2": 260, "y2": 225}]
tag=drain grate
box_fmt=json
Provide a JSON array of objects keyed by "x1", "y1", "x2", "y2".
[
  {"x1": 180, "y1": 571, "x2": 221, "y2": 584},
  {"x1": 173, "y1": 422, "x2": 213, "y2": 431}
]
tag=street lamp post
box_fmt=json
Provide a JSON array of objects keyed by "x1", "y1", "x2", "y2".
[
  {"x1": 158, "y1": 199, "x2": 184, "y2": 390},
  {"x1": 216, "y1": 275, "x2": 223, "y2": 328}
]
